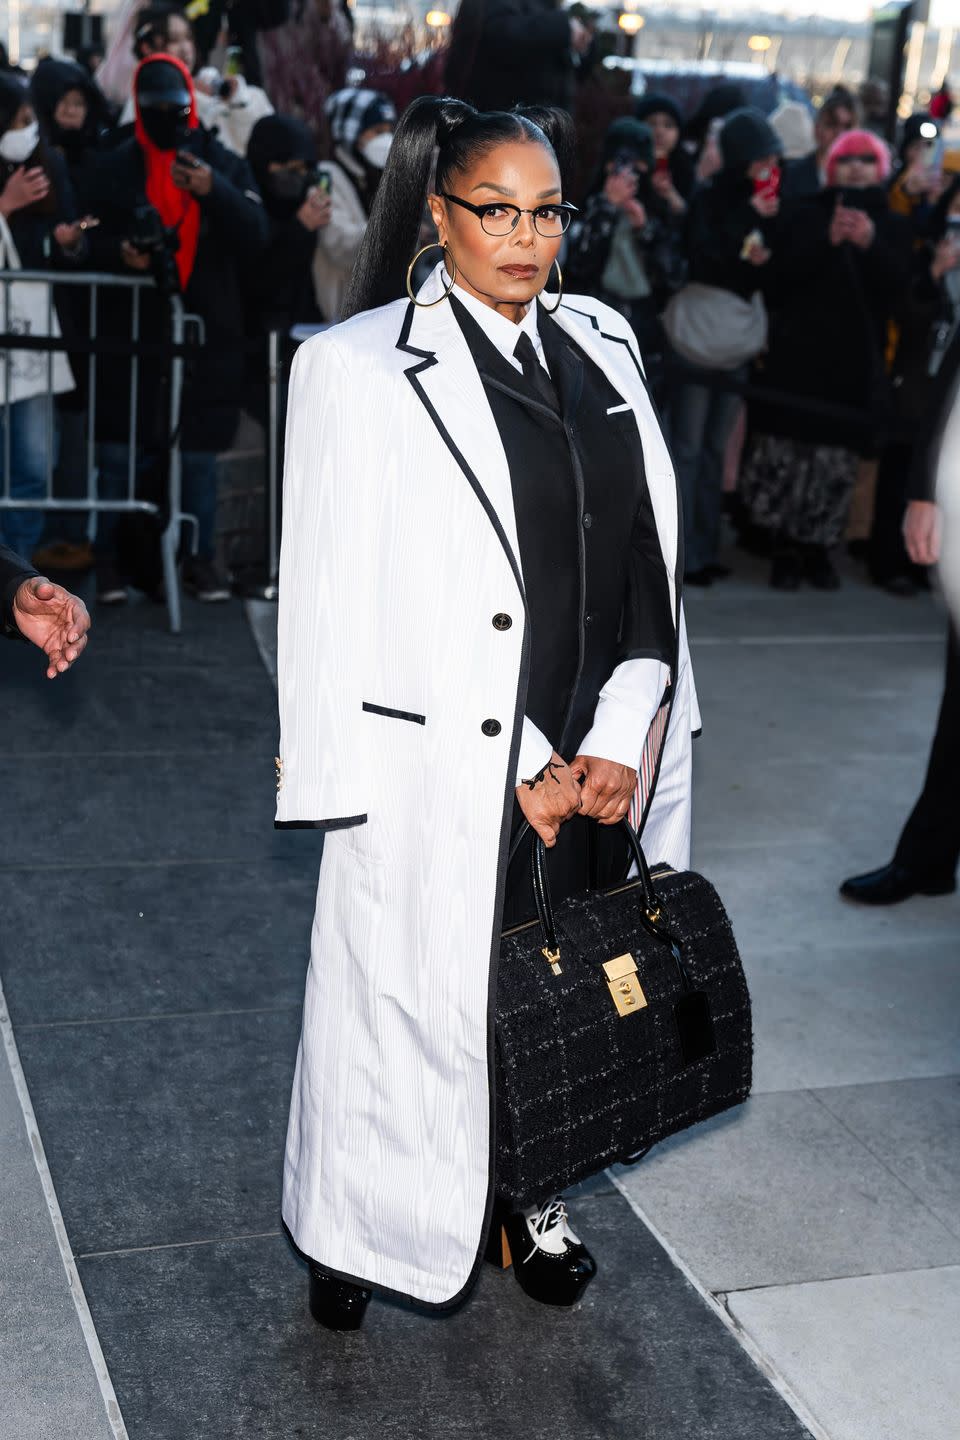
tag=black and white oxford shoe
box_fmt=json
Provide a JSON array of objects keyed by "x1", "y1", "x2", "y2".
[{"x1": 487, "y1": 1195, "x2": 597, "y2": 1307}]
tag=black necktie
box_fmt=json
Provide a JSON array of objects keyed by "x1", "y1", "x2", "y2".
[{"x1": 513, "y1": 330, "x2": 560, "y2": 412}]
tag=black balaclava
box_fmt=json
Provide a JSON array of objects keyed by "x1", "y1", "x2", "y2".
[
  {"x1": 135, "y1": 58, "x2": 193, "y2": 152},
  {"x1": 247, "y1": 114, "x2": 317, "y2": 219}
]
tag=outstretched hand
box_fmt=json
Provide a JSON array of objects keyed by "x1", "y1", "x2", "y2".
[{"x1": 13, "y1": 576, "x2": 90, "y2": 678}]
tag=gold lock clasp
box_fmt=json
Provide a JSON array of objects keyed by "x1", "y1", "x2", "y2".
[
  {"x1": 602, "y1": 953, "x2": 647, "y2": 1017},
  {"x1": 541, "y1": 946, "x2": 562, "y2": 977}
]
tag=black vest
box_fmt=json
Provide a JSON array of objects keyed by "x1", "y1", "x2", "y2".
[
  {"x1": 452, "y1": 298, "x2": 672, "y2": 755},
  {"x1": 451, "y1": 298, "x2": 674, "y2": 924}
]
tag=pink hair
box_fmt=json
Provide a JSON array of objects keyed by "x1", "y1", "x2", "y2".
[{"x1": 825, "y1": 129, "x2": 892, "y2": 185}]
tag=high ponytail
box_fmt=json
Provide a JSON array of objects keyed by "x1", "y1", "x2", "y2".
[
  {"x1": 342, "y1": 95, "x2": 475, "y2": 320},
  {"x1": 342, "y1": 96, "x2": 570, "y2": 321}
]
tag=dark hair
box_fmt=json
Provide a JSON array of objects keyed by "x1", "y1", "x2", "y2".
[
  {"x1": 342, "y1": 95, "x2": 573, "y2": 320},
  {"x1": 133, "y1": 6, "x2": 189, "y2": 58},
  {"x1": 819, "y1": 86, "x2": 859, "y2": 125}
]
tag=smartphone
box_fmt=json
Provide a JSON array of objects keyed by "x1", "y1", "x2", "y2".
[
  {"x1": 224, "y1": 46, "x2": 242, "y2": 78},
  {"x1": 314, "y1": 168, "x2": 331, "y2": 195},
  {"x1": 753, "y1": 164, "x2": 781, "y2": 202},
  {"x1": 655, "y1": 155, "x2": 670, "y2": 176}
]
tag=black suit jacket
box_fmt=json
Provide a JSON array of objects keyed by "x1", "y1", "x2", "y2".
[{"x1": 1, "y1": 544, "x2": 37, "y2": 640}]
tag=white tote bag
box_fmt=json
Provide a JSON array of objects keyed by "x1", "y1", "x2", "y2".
[
  {"x1": 662, "y1": 282, "x2": 768, "y2": 372},
  {"x1": 0, "y1": 214, "x2": 75, "y2": 404}
]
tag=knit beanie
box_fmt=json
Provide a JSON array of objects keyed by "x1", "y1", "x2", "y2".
[
  {"x1": 769, "y1": 100, "x2": 815, "y2": 161},
  {"x1": 899, "y1": 112, "x2": 939, "y2": 160},
  {"x1": 719, "y1": 108, "x2": 781, "y2": 172},
  {"x1": 825, "y1": 128, "x2": 892, "y2": 185},
  {"x1": 603, "y1": 117, "x2": 654, "y2": 171},
  {"x1": 634, "y1": 92, "x2": 683, "y2": 131}
]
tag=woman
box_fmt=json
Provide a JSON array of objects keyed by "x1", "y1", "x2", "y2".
[
  {"x1": 0, "y1": 76, "x2": 86, "y2": 563},
  {"x1": 565, "y1": 117, "x2": 684, "y2": 403},
  {"x1": 668, "y1": 107, "x2": 781, "y2": 585},
  {"x1": 634, "y1": 92, "x2": 693, "y2": 209},
  {"x1": 311, "y1": 87, "x2": 396, "y2": 322},
  {"x1": 31, "y1": 57, "x2": 110, "y2": 179},
  {"x1": 276, "y1": 95, "x2": 699, "y2": 1331},
  {"x1": 741, "y1": 129, "x2": 910, "y2": 590}
]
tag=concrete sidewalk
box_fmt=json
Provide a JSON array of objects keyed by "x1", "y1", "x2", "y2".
[
  {"x1": 1, "y1": 554, "x2": 955, "y2": 1439},
  {"x1": 255, "y1": 556, "x2": 960, "y2": 1440}
]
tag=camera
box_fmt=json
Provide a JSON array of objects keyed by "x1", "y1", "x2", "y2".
[{"x1": 128, "y1": 202, "x2": 181, "y2": 295}]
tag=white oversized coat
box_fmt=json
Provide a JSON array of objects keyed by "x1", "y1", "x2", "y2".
[{"x1": 275, "y1": 265, "x2": 701, "y2": 1307}]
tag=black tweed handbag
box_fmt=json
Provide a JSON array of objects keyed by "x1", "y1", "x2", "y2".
[{"x1": 495, "y1": 821, "x2": 753, "y2": 1210}]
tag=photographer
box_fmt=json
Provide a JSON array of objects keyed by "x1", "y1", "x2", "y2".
[{"x1": 79, "y1": 54, "x2": 267, "y2": 604}]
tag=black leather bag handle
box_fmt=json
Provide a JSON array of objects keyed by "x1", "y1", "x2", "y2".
[
  {"x1": 508, "y1": 817, "x2": 661, "y2": 945},
  {"x1": 508, "y1": 818, "x2": 693, "y2": 991}
]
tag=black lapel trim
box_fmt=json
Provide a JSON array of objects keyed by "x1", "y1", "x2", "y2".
[
  {"x1": 362, "y1": 701, "x2": 426, "y2": 726},
  {"x1": 557, "y1": 301, "x2": 688, "y2": 833},
  {"x1": 396, "y1": 300, "x2": 525, "y2": 599},
  {"x1": 274, "y1": 814, "x2": 367, "y2": 830}
]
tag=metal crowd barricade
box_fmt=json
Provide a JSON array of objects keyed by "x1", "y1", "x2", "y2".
[
  {"x1": 254, "y1": 322, "x2": 334, "y2": 603},
  {"x1": 0, "y1": 270, "x2": 201, "y2": 633}
]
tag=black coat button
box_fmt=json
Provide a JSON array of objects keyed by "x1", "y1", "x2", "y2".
[
  {"x1": 582, "y1": 512, "x2": 593, "y2": 529},
  {"x1": 584, "y1": 611, "x2": 594, "y2": 627},
  {"x1": 492, "y1": 613, "x2": 512, "y2": 631},
  {"x1": 481, "y1": 719, "x2": 502, "y2": 737}
]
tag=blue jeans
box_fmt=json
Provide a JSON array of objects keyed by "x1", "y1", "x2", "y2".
[
  {"x1": 0, "y1": 394, "x2": 57, "y2": 562},
  {"x1": 670, "y1": 362, "x2": 746, "y2": 575},
  {"x1": 94, "y1": 445, "x2": 218, "y2": 563}
]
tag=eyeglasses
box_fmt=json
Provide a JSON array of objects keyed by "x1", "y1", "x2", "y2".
[{"x1": 440, "y1": 193, "x2": 578, "y2": 237}]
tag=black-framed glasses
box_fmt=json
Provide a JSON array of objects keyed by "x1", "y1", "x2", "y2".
[{"x1": 440, "y1": 193, "x2": 578, "y2": 237}]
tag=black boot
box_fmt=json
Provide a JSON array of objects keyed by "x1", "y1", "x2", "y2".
[
  {"x1": 486, "y1": 1196, "x2": 597, "y2": 1307},
  {"x1": 840, "y1": 862, "x2": 956, "y2": 906},
  {"x1": 803, "y1": 544, "x2": 841, "y2": 590},
  {"x1": 770, "y1": 546, "x2": 802, "y2": 591},
  {"x1": 308, "y1": 1264, "x2": 372, "y2": 1331}
]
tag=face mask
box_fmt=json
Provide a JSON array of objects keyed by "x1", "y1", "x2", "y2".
[
  {"x1": 269, "y1": 169, "x2": 309, "y2": 203},
  {"x1": 139, "y1": 106, "x2": 191, "y2": 153},
  {"x1": 0, "y1": 120, "x2": 39, "y2": 165},
  {"x1": 358, "y1": 131, "x2": 392, "y2": 170}
]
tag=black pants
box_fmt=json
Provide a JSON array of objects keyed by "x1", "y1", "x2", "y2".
[
  {"x1": 894, "y1": 623, "x2": 960, "y2": 876},
  {"x1": 869, "y1": 441, "x2": 917, "y2": 583}
]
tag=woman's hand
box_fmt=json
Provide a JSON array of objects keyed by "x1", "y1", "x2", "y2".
[
  {"x1": 604, "y1": 169, "x2": 638, "y2": 211},
  {"x1": 651, "y1": 167, "x2": 686, "y2": 215},
  {"x1": 516, "y1": 751, "x2": 581, "y2": 848},
  {"x1": 903, "y1": 499, "x2": 940, "y2": 567},
  {"x1": 297, "y1": 186, "x2": 332, "y2": 232},
  {"x1": 569, "y1": 755, "x2": 637, "y2": 825},
  {"x1": 0, "y1": 166, "x2": 50, "y2": 217}
]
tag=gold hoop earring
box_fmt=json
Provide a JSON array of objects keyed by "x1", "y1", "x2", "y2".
[
  {"x1": 406, "y1": 243, "x2": 457, "y2": 306},
  {"x1": 538, "y1": 259, "x2": 564, "y2": 315}
]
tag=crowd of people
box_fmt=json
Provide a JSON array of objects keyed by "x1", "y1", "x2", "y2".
[{"x1": 0, "y1": 1, "x2": 957, "y2": 608}]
